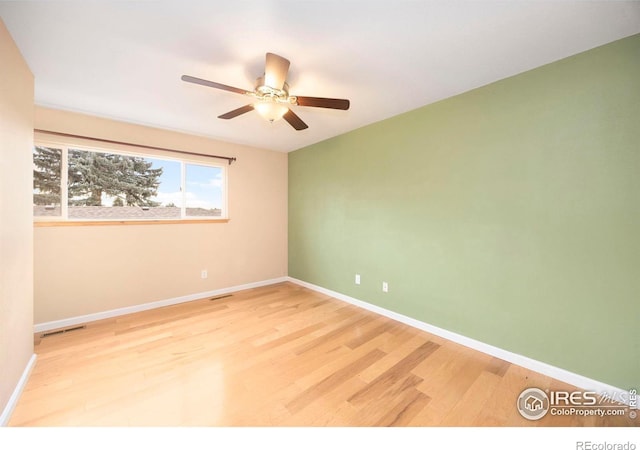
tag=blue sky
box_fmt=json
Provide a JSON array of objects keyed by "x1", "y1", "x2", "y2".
[{"x1": 147, "y1": 157, "x2": 223, "y2": 209}]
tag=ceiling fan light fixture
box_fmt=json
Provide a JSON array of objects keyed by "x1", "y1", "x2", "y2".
[
  {"x1": 182, "y1": 52, "x2": 349, "y2": 130},
  {"x1": 254, "y1": 98, "x2": 289, "y2": 122}
]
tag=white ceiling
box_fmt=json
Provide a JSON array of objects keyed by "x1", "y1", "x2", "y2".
[{"x1": 1, "y1": 1, "x2": 639, "y2": 152}]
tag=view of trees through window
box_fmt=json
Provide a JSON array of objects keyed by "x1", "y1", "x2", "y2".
[
  {"x1": 33, "y1": 145, "x2": 225, "y2": 220},
  {"x1": 33, "y1": 146, "x2": 62, "y2": 214}
]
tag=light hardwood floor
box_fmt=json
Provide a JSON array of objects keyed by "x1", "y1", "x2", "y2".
[{"x1": 10, "y1": 282, "x2": 636, "y2": 426}]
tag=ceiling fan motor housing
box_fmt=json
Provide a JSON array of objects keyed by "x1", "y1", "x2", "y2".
[{"x1": 255, "y1": 76, "x2": 295, "y2": 105}]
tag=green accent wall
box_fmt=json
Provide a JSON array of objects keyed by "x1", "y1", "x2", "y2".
[{"x1": 288, "y1": 34, "x2": 640, "y2": 390}]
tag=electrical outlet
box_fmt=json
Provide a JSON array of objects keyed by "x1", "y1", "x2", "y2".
[
  {"x1": 382, "y1": 281, "x2": 388, "y2": 292},
  {"x1": 355, "y1": 274, "x2": 361, "y2": 285},
  {"x1": 201, "y1": 270, "x2": 208, "y2": 279}
]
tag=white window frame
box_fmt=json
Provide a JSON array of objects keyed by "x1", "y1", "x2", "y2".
[{"x1": 33, "y1": 139, "x2": 229, "y2": 224}]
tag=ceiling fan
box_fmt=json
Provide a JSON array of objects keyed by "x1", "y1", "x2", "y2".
[{"x1": 181, "y1": 52, "x2": 350, "y2": 130}]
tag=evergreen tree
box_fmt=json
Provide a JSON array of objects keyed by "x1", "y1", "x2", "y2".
[
  {"x1": 33, "y1": 147, "x2": 164, "y2": 207},
  {"x1": 33, "y1": 146, "x2": 62, "y2": 205},
  {"x1": 67, "y1": 150, "x2": 163, "y2": 206}
]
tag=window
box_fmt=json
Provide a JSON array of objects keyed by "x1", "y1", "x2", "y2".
[
  {"x1": 33, "y1": 143, "x2": 227, "y2": 223},
  {"x1": 33, "y1": 146, "x2": 62, "y2": 217}
]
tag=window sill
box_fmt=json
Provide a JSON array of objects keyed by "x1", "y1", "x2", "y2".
[{"x1": 34, "y1": 219, "x2": 230, "y2": 227}]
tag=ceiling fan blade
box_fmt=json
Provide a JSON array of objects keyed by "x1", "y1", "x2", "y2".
[
  {"x1": 294, "y1": 96, "x2": 350, "y2": 110},
  {"x1": 264, "y1": 53, "x2": 290, "y2": 90},
  {"x1": 218, "y1": 104, "x2": 254, "y2": 119},
  {"x1": 181, "y1": 75, "x2": 249, "y2": 95},
  {"x1": 283, "y1": 109, "x2": 308, "y2": 131}
]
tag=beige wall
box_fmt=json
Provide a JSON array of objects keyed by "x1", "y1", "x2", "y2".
[
  {"x1": 34, "y1": 107, "x2": 287, "y2": 324},
  {"x1": 0, "y1": 20, "x2": 34, "y2": 418}
]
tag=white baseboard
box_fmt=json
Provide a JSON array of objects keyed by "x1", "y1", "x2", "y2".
[
  {"x1": 287, "y1": 277, "x2": 632, "y2": 405},
  {"x1": 1, "y1": 354, "x2": 37, "y2": 426},
  {"x1": 34, "y1": 277, "x2": 289, "y2": 333}
]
